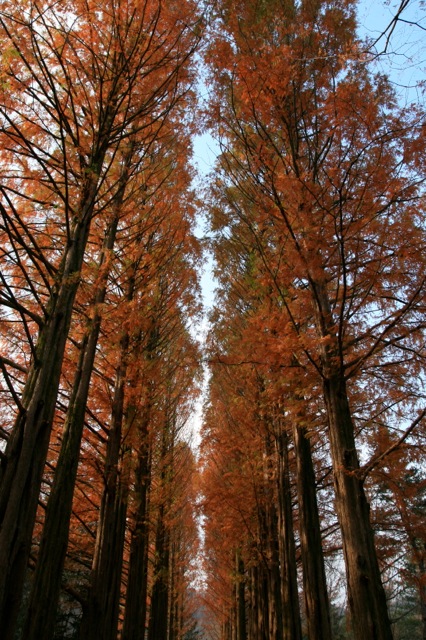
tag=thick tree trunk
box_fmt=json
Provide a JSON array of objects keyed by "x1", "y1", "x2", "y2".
[
  {"x1": 0, "y1": 174, "x2": 99, "y2": 638},
  {"x1": 324, "y1": 374, "x2": 392, "y2": 639},
  {"x1": 293, "y1": 424, "x2": 332, "y2": 640},
  {"x1": 122, "y1": 436, "x2": 151, "y2": 640},
  {"x1": 23, "y1": 214, "x2": 119, "y2": 640},
  {"x1": 313, "y1": 279, "x2": 392, "y2": 640},
  {"x1": 276, "y1": 431, "x2": 302, "y2": 640}
]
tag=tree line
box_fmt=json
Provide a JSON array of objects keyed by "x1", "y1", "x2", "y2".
[
  {"x1": 199, "y1": 0, "x2": 426, "y2": 638},
  {"x1": 0, "y1": 1, "x2": 425, "y2": 640}
]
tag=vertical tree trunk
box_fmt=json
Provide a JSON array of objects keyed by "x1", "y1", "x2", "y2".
[
  {"x1": 276, "y1": 431, "x2": 302, "y2": 640},
  {"x1": 420, "y1": 555, "x2": 426, "y2": 640},
  {"x1": 266, "y1": 502, "x2": 284, "y2": 640},
  {"x1": 248, "y1": 565, "x2": 259, "y2": 640},
  {"x1": 293, "y1": 423, "x2": 332, "y2": 640},
  {"x1": 325, "y1": 374, "x2": 393, "y2": 640},
  {"x1": 23, "y1": 213, "x2": 120, "y2": 640},
  {"x1": 78, "y1": 332, "x2": 130, "y2": 640},
  {"x1": 0, "y1": 174, "x2": 100, "y2": 639},
  {"x1": 148, "y1": 501, "x2": 171, "y2": 640},
  {"x1": 236, "y1": 551, "x2": 247, "y2": 640},
  {"x1": 313, "y1": 280, "x2": 393, "y2": 640},
  {"x1": 122, "y1": 441, "x2": 152, "y2": 640}
]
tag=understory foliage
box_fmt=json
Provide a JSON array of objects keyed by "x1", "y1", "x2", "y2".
[{"x1": 0, "y1": 1, "x2": 425, "y2": 640}]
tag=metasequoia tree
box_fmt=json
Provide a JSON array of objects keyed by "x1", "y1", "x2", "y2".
[
  {"x1": 205, "y1": 0, "x2": 426, "y2": 637},
  {"x1": 26, "y1": 124, "x2": 200, "y2": 640},
  {"x1": 24, "y1": 133, "x2": 144, "y2": 640},
  {"x1": 202, "y1": 158, "x2": 335, "y2": 639},
  {"x1": 202, "y1": 280, "x2": 325, "y2": 640},
  {"x1": 0, "y1": 0, "x2": 201, "y2": 636}
]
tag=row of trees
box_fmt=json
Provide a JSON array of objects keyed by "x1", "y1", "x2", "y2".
[
  {"x1": 200, "y1": 0, "x2": 426, "y2": 639},
  {"x1": 0, "y1": 1, "x2": 203, "y2": 639},
  {"x1": 1, "y1": 1, "x2": 426, "y2": 639}
]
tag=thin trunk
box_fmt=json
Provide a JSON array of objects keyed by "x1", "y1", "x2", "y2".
[
  {"x1": 148, "y1": 410, "x2": 176, "y2": 640},
  {"x1": 420, "y1": 555, "x2": 426, "y2": 640},
  {"x1": 266, "y1": 501, "x2": 284, "y2": 640},
  {"x1": 121, "y1": 442, "x2": 151, "y2": 640},
  {"x1": 248, "y1": 565, "x2": 259, "y2": 640},
  {"x1": 168, "y1": 539, "x2": 176, "y2": 640},
  {"x1": 293, "y1": 424, "x2": 332, "y2": 640},
  {"x1": 147, "y1": 501, "x2": 170, "y2": 640},
  {"x1": 78, "y1": 333, "x2": 130, "y2": 640},
  {"x1": 122, "y1": 329, "x2": 158, "y2": 640},
  {"x1": 236, "y1": 551, "x2": 247, "y2": 640}
]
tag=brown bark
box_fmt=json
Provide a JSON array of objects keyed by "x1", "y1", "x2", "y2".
[
  {"x1": 78, "y1": 331, "x2": 130, "y2": 640},
  {"x1": 293, "y1": 424, "x2": 332, "y2": 640},
  {"x1": 0, "y1": 176, "x2": 100, "y2": 638},
  {"x1": 148, "y1": 499, "x2": 171, "y2": 640},
  {"x1": 122, "y1": 437, "x2": 152, "y2": 640},
  {"x1": 276, "y1": 431, "x2": 302, "y2": 640},
  {"x1": 311, "y1": 280, "x2": 392, "y2": 639},
  {"x1": 236, "y1": 551, "x2": 247, "y2": 640},
  {"x1": 22, "y1": 209, "x2": 120, "y2": 640}
]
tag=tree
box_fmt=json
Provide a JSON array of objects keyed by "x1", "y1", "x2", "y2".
[
  {"x1": 0, "y1": 0, "x2": 201, "y2": 636},
  {"x1": 204, "y1": 0, "x2": 426, "y2": 637}
]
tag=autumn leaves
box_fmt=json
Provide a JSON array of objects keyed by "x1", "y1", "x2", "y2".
[
  {"x1": 0, "y1": 1, "x2": 202, "y2": 638},
  {"x1": 0, "y1": 1, "x2": 425, "y2": 639},
  {"x1": 201, "y1": 0, "x2": 426, "y2": 638}
]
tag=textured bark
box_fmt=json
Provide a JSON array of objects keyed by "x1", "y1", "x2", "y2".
[
  {"x1": 148, "y1": 501, "x2": 171, "y2": 640},
  {"x1": 325, "y1": 375, "x2": 393, "y2": 640},
  {"x1": 313, "y1": 281, "x2": 392, "y2": 640},
  {"x1": 23, "y1": 212, "x2": 120, "y2": 640},
  {"x1": 266, "y1": 503, "x2": 284, "y2": 640},
  {"x1": 276, "y1": 431, "x2": 302, "y2": 640},
  {"x1": 248, "y1": 565, "x2": 259, "y2": 640},
  {"x1": 122, "y1": 438, "x2": 151, "y2": 640},
  {"x1": 78, "y1": 333, "x2": 130, "y2": 640},
  {"x1": 293, "y1": 424, "x2": 332, "y2": 640},
  {"x1": 0, "y1": 174, "x2": 99, "y2": 639},
  {"x1": 236, "y1": 552, "x2": 247, "y2": 640}
]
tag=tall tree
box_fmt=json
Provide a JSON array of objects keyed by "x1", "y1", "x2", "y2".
[
  {"x1": 204, "y1": 0, "x2": 426, "y2": 637},
  {"x1": 0, "y1": 0, "x2": 200, "y2": 636}
]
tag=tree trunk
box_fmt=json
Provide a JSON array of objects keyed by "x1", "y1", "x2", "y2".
[
  {"x1": 148, "y1": 501, "x2": 171, "y2": 640},
  {"x1": 293, "y1": 424, "x2": 332, "y2": 640},
  {"x1": 23, "y1": 213, "x2": 119, "y2": 640},
  {"x1": 324, "y1": 374, "x2": 392, "y2": 639},
  {"x1": 312, "y1": 280, "x2": 392, "y2": 640},
  {"x1": 78, "y1": 332, "x2": 130, "y2": 640},
  {"x1": 236, "y1": 551, "x2": 247, "y2": 640},
  {"x1": 276, "y1": 431, "x2": 302, "y2": 640},
  {"x1": 0, "y1": 173, "x2": 100, "y2": 638},
  {"x1": 122, "y1": 435, "x2": 152, "y2": 640}
]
